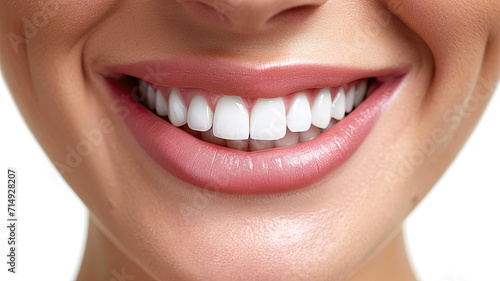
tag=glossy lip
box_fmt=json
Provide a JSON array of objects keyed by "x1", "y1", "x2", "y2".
[
  {"x1": 102, "y1": 59, "x2": 407, "y2": 194},
  {"x1": 101, "y1": 56, "x2": 405, "y2": 98}
]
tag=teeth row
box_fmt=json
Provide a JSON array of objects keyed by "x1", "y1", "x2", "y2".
[{"x1": 139, "y1": 79, "x2": 368, "y2": 142}]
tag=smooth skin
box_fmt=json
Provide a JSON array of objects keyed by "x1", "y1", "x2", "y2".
[{"x1": 0, "y1": 0, "x2": 498, "y2": 280}]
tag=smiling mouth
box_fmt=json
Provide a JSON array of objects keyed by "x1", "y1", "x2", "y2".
[
  {"x1": 120, "y1": 76, "x2": 377, "y2": 151},
  {"x1": 102, "y1": 58, "x2": 406, "y2": 194}
]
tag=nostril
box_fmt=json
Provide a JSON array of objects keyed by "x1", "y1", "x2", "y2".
[
  {"x1": 281, "y1": 4, "x2": 317, "y2": 14},
  {"x1": 179, "y1": 0, "x2": 326, "y2": 33},
  {"x1": 188, "y1": 2, "x2": 231, "y2": 22},
  {"x1": 267, "y1": 4, "x2": 319, "y2": 24}
]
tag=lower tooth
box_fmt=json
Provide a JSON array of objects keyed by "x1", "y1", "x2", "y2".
[
  {"x1": 226, "y1": 139, "x2": 249, "y2": 151},
  {"x1": 299, "y1": 126, "x2": 321, "y2": 142},
  {"x1": 321, "y1": 119, "x2": 337, "y2": 132},
  {"x1": 274, "y1": 130, "x2": 299, "y2": 148},
  {"x1": 249, "y1": 139, "x2": 274, "y2": 151},
  {"x1": 181, "y1": 125, "x2": 202, "y2": 139},
  {"x1": 201, "y1": 129, "x2": 226, "y2": 146}
]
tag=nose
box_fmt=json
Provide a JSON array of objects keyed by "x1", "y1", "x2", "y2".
[{"x1": 178, "y1": 0, "x2": 328, "y2": 33}]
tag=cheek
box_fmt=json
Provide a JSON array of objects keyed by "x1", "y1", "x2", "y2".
[
  {"x1": 0, "y1": 0, "x2": 117, "y2": 105},
  {"x1": 0, "y1": 0, "x2": 118, "y2": 117},
  {"x1": 378, "y1": 0, "x2": 499, "y2": 212},
  {"x1": 0, "y1": 0, "x2": 121, "y2": 206},
  {"x1": 384, "y1": 0, "x2": 496, "y2": 61},
  {"x1": 2, "y1": 0, "x2": 117, "y2": 47},
  {"x1": 21, "y1": 1, "x2": 118, "y2": 59}
]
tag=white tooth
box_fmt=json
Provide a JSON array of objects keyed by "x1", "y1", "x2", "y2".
[
  {"x1": 299, "y1": 126, "x2": 321, "y2": 143},
  {"x1": 226, "y1": 140, "x2": 248, "y2": 151},
  {"x1": 311, "y1": 88, "x2": 332, "y2": 129},
  {"x1": 155, "y1": 89, "x2": 168, "y2": 116},
  {"x1": 249, "y1": 139, "x2": 274, "y2": 151},
  {"x1": 345, "y1": 86, "x2": 355, "y2": 113},
  {"x1": 187, "y1": 96, "x2": 213, "y2": 132},
  {"x1": 250, "y1": 98, "x2": 286, "y2": 141},
  {"x1": 213, "y1": 96, "x2": 249, "y2": 140},
  {"x1": 168, "y1": 88, "x2": 187, "y2": 126},
  {"x1": 274, "y1": 129, "x2": 300, "y2": 148},
  {"x1": 331, "y1": 87, "x2": 346, "y2": 120},
  {"x1": 146, "y1": 85, "x2": 156, "y2": 111},
  {"x1": 354, "y1": 80, "x2": 367, "y2": 107},
  {"x1": 201, "y1": 129, "x2": 226, "y2": 146},
  {"x1": 287, "y1": 93, "x2": 312, "y2": 133}
]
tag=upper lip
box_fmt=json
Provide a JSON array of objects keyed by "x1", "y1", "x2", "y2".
[{"x1": 99, "y1": 56, "x2": 408, "y2": 98}]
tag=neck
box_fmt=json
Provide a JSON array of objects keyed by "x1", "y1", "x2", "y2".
[
  {"x1": 77, "y1": 218, "x2": 418, "y2": 281},
  {"x1": 348, "y1": 230, "x2": 418, "y2": 281},
  {"x1": 77, "y1": 217, "x2": 155, "y2": 281}
]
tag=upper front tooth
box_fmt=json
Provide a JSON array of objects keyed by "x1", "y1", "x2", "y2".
[
  {"x1": 187, "y1": 96, "x2": 213, "y2": 132},
  {"x1": 331, "y1": 87, "x2": 346, "y2": 120},
  {"x1": 354, "y1": 79, "x2": 367, "y2": 107},
  {"x1": 250, "y1": 98, "x2": 286, "y2": 140},
  {"x1": 155, "y1": 89, "x2": 168, "y2": 116},
  {"x1": 287, "y1": 93, "x2": 312, "y2": 133},
  {"x1": 311, "y1": 88, "x2": 332, "y2": 129},
  {"x1": 168, "y1": 88, "x2": 187, "y2": 126},
  {"x1": 213, "y1": 96, "x2": 249, "y2": 140},
  {"x1": 345, "y1": 86, "x2": 355, "y2": 113},
  {"x1": 146, "y1": 85, "x2": 156, "y2": 111}
]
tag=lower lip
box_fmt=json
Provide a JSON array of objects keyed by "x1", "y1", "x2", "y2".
[{"x1": 107, "y1": 78, "x2": 403, "y2": 194}]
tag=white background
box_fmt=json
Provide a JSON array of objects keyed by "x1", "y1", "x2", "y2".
[{"x1": 0, "y1": 74, "x2": 499, "y2": 281}]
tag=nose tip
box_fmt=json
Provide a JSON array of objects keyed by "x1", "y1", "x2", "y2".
[{"x1": 179, "y1": 0, "x2": 328, "y2": 33}]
